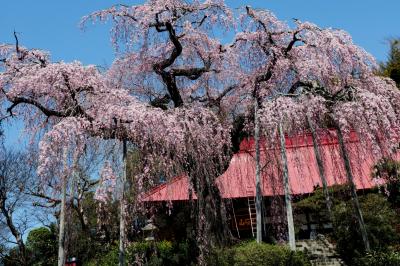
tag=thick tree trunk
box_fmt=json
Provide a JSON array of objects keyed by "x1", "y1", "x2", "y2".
[
  {"x1": 307, "y1": 116, "x2": 332, "y2": 216},
  {"x1": 278, "y1": 123, "x2": 296, "y2": 250},
  {"x1": 254, "y1": 98, "x2": 263, "y2": 243},
  {"x1": 336, "y1": 127, "x2": 370, "y2": 252},
  {"x1": 119, "y1": 139, "x2": 127, "y2": 266},
  {"x1": 191, "y1": 171, "x2": 232, "y2": 265}
]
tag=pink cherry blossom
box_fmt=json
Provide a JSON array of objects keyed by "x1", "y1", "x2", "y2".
[
  {"x1": 94, "y1": 161, "x2": 117, "y2": 203},
  {"x1": 1, "y1": 1, "x2": 400, "y2": 257}
]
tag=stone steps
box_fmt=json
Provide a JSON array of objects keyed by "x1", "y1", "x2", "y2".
[
  {"x1": 310, "y1": 257, "x2": 343, "y2": 266},
  {"x1": 296, "y1": 235, "x2": 345, "y2": 266}
]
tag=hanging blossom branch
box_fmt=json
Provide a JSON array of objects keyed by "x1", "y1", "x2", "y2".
[
  {"x1": 94, "y1": 162, "x2": 117, "y2": 203},
  {"x1": 0, "y1": 40, "x2": 232, "y2": 193},
  {"x1": 2, "y1": 4, "x2": 239, "y2": 257},
  {"x1": 260, "y1": 79, "x2": 400, "y2": 157},
  {"x1": 232, "y1": 7, "x2": 400, "y2": 153}
]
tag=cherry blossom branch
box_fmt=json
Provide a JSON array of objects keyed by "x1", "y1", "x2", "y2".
[
  {"x1": 284, "y1": 30, "x2": 301, "y2": 55},
  {"x1": 6, "y1": 95, "x2": 94, "y2": 122},
  {"x1": 13, "y1": 30, "x2": 20, "y2": 57},
  {"x1": 152, "y1": 19, "x2": 215, "y2": 107},
  {"x1": 245, "y1": 6, "x2": 270, "y2": 41},
  {"x1": 287, "y1": 80, "x2": 356, "y2": 105},
  {"x1": 6, "y1": 96, "x2": 67, "y2": 117},
  {"x1": 153, "y1": 22, "x2": 184, "y2": 107},
  {"x1": 171, "y1": 64, "x2": 211, "y2": 80}
]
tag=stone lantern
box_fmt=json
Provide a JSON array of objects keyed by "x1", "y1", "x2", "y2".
[{"x1": 142, "y1": 219, "x2": 157, "y2": 241}]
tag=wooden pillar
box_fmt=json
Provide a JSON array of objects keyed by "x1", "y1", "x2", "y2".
[{"x1": 278, "y1": 122, "x2": 296, "y2": 250}]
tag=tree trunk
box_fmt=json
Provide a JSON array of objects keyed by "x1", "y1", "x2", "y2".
[
  {"x1": 119, "y1": 139, "x2": 127, "y2": 266},
  {"x1": 307, "y1": 116, "x2": 332, "y2": 216},
  {"x1": 192, "y1": 172, "x2": 232, "y2": 265},
  {"x1": 278, "y1": 122, "x2": 296, "y2": 250},
  {"x1": 57, "y1": 150, "x2": 68, "y2": 266},
  {"x1": 0, "y1": 204, "x2": 27, "y2": 265},
  {"x1": 336, "y1": 127, "x2": 370, "y2": 252},
  {"x1": 254, "y1": 96, "x2": 263, "y2": 243}
]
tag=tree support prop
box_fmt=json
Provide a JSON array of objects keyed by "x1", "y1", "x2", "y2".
[
  {"x1": 336, "y1": 127, "x2": 370, "y2": 252},
  {"x1": 58, "y1": 149, "x2": 68, "y2": 266},
  {"x1": 278, "y1": 123, "x2": 296, "y2": 250},
  {"x1": 254, "y1": 98, "x2": 263, "y2": 243},
  {"x1": 307, "y1": 116, "x2": 332, "y2": 217},
  {"x1": 119, "y1": 139, "x2": 127, "y2": 266}
]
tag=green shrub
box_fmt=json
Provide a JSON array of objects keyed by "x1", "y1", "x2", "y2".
[
  {"x1": 127, "y1": 241, "x2": 151, "y2": 264},
  {"x1": 354, "y1": 250, "x2": 400, "y2": 266},
  {"x1": 155, "y1": 240, "x2": 173, "y2": 262},
  {"x1": 86, "y1": 241, "x2": 310, "y2": 266},
  {"x1": 208, "y1": 246, "x2": 235, "y2": 266},
  {"x1": 209, "y1": 241, "x2": 310, "y2": 266},
  {"x1": 373, "y1": 158, "x2": 400, "y2": 206},
  {"x1": 173, "y1": 241, "x2": 191, "y2": 264},
  {"x1": 126, "y1": 240, "x2": 192, "y2": 266},
  {"x1": 84, "y1": 245, "x2": 118, "y2": 266},
  {"x1": 332, "y1": 193, "x2": 399, "y2": 264}
]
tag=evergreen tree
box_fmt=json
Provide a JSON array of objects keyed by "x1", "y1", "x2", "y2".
[{"x1": 380, "y1": 39, "x2": 400, "y2": 88}]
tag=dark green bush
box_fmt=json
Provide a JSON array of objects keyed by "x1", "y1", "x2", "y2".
[
  {"x1": 373, "y1": 158, "x2": 400, "y2": 206},
  {"x1": 127, "y1": 241, "x2": 151, "y2": 264},
  {"x1": 126, "y1": 240, "x2": 192, "y2": 266},
  {"x1": 208, "y1": 246, "x2": 235, "y2": 266},
  {"x1": 84, "y1": 244, "x2": 119, "y2": 266},
  {"x1": 354, "y1": 250, "x2": 400, "y2": 266},
  {"x1": 332, "y1": 193, "x2": 399, "y2": 264},
  {"x1": 209, "y1": 241, "x2": 310, "y2": 266}
]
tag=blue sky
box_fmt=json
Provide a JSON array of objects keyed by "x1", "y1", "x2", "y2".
[
  {"x1": 1, "y1": 1, "x2": 399, "y2": 64},
  {"x1": 1, "y1": 0, "x2": 399, "y2": 146}
]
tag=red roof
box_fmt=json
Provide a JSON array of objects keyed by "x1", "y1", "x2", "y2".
[
  {"x1": 141, "y1": 175, "x2": 197, "y2": 202},
  {"x1": 142, "y1": 131, "x2": 399, "y2": 202}
]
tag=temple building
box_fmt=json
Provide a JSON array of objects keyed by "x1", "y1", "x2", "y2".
[{"x1": 140, "y1": 131, "x2": 396, "y2": 241}]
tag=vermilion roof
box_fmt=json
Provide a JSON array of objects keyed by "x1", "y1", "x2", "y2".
[
  {"x1": 142, "y1": 131, "x2": 398, "y2": 202},
  {"x1": 141, "y1": 175, "x2": 197, "y2": 202}
]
